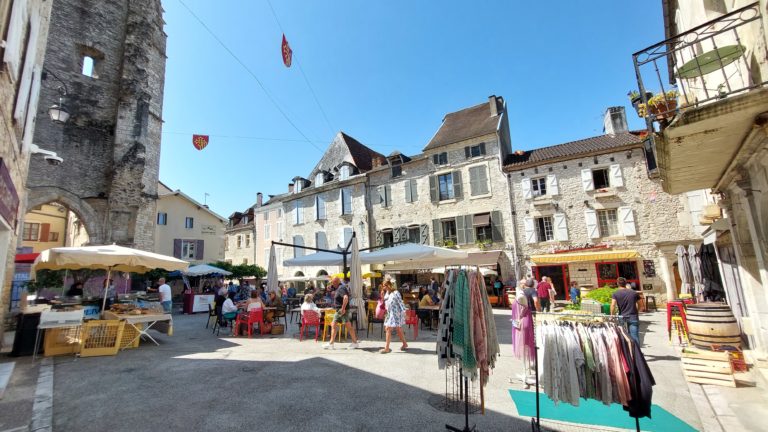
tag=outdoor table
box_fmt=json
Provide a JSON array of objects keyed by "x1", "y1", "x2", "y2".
[
  {"x1": 417, "y1": 305, "x2": 441, "y2": 330},
  {"x1": 103, "y1": 311, "x2": 173, "y2": 349}
]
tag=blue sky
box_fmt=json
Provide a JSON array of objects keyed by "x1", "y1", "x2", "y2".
[{"x1": 160, "y1": 1, "x2": 664, "y2": 217}]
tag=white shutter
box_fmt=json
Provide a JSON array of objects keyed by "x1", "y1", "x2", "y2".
[
  {"x1": 547, "y1": 174, "x2": 559, "y2": 196},
  {"x1": 553, "y1": 213, "x2": 568, "y2": 241},
  {"x1": 21, "y1": 66, "x2": 41, "y2": 151},
  {"x1": 610, "y1": 164, "x2": 624, "y2": 188},
  {"x1": 4, "y1": 0, "x2": 28, "y2": 82},
  {"x1": 521, "y1": 178, "x2": 532, "y2": 199},
  {"x1": 523, "y1": 217, "x2": 536, "y2": 244},
  {"x1": 619, "y1": 206, "x2": 637, "y2": 236},
  {"x1": 14, "y1": 16, "x2": 40, "y2": 123},
  {"x1": 581, "y1": 169, "x2": 594, "y2": 191},
  {"x1": 584, "y1": 209, "x2": 599, "y2": 239}
]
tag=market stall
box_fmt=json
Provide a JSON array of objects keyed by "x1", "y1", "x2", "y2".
[{"x1": 181, "y1": 264, "x2": 231, "y2": 314}]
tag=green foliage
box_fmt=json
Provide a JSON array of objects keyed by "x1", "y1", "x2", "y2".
[
  {"x1": 563, "y1": 303, "x2": 581, "y2": 311},
  {"x1": 647, "y1": 90, "x2": 678, "y2": 108},
  {"x1": 26, "y1": 269, "x2": 104, "y2": 293},
  {"x1": 627, "y1": 90, "x2": 640, "y2": 100},
  {"x1": 212, "y1": 261, "x2": 266, "y2": 279},
  {"x1": 585, "y1": 287, "x2": 617, "y2": 305}
]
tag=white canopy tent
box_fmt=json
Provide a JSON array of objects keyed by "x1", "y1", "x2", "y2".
[
  {"x1": 381, "y1": 250, "x2": 501, "y2": 271},
  {"x1": 360, "y1": 243, "x2": 468, "y2": 265},
  {"x1": 183, "y1": 264, "x2": 232, "y2": 277},
  {"x1": 283, "y1": 249, "x2": 345, "y2": 267}
]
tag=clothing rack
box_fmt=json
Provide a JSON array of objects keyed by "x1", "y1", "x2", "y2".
[{"x1": 529, "y1": 311, "x2": 640, "y2": 432}]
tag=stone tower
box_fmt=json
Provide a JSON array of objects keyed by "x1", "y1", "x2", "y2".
[{"x1": 26, "y1": 0, "x2": 167, "y2": 251}]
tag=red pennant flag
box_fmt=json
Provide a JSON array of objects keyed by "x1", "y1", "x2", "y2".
[
  {"x1": 281, "y1": 33, "x2": 293, "y2": 67},
  {"x1": 192, "y1": 134, "x2": 209, "y2": 151}
]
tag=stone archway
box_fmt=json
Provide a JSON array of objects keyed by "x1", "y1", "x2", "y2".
[{"x1": 26, "y1": 186, "x2": 103, "y2": 245}]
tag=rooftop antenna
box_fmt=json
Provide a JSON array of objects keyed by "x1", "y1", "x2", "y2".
[{"x1": 204, "y1": 192, "x2": 210, "y2": 206}]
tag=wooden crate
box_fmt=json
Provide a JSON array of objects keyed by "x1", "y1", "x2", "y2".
[
  {"x1": 79, "y1": 320, "x2": 125, "y2": 357},
  {"x1": 682, "y1": 349, "x2": 736, "y2": 387},
  {"x1": 44, "y1": 327, "x2": 81, "y2": 357}
]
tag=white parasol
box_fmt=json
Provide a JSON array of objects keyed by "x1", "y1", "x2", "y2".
[
  {"x1": 688, "y1": 244, "x2": 704, "y2": 300},
  {"x1": 348, "y1": 235, "x2": 367, "y2": 328},
  {"x1": 267, "y1": 244, "x2": 279, "y2": 295}
]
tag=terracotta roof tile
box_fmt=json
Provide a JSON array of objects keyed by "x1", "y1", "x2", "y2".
[
  {"x1": 424, "y1": 100, "x2": 501, "y2": 151},
  {"x1": 504, "y1": 132, "x2": 646, "y2": 170}
]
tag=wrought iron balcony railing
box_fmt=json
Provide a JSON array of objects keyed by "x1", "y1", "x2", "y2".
[{"x1": 632, "y1": 2, "x2": 768, "y2": 127}]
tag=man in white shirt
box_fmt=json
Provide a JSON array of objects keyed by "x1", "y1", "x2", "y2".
[{"x1": 158, "y1": 277, "x2": 172, "y2": 313}]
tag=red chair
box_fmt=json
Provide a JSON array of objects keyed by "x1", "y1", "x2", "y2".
[
  {"x1": 235, "y1": 309, "x2": 266, "y2": 338},
  {"x1": 300, "y1": 310, "x2": 321, "y2": 341},
  {"x1": 666, "y1": 299, "x2": 694, "y2": 338},
  {"x1": 405, "y1": 309, "x2": 419, "y2": 339}
]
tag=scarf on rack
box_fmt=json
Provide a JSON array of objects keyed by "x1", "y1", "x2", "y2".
[
  {"x1": 437, "y1": 269, "x2": 457, "y2": 369},
  {"x1": 452, "y1": 270, "x2": 477, "y2": 380},
  {"x1": 479, "y1": 273, "x2": 500, "y2": 371},
  {"x1": 470, "y1": 271, "x2": 489, "y2": 385}
]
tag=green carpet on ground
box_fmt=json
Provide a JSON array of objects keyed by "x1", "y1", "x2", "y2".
[{"x1": 509, "y1": 390, "x2": 697, "y2": 432}]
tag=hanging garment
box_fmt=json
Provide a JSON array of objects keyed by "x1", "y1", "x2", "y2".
[
  {"x1": 437, "y1": 270, "x2": 457, "y2": 369},
  {"x1": 470, "y1": 272, "x2": 489, "y2": 386},
  {"x1": 510, "y1": 299, "x2": 535, "y2": 363},
  {"x1": 478, "y1": 273, "x2": 501, "y2": 372},
  {"x1": 452, "y1": 271, "x2": 477, "y2": 380},
  {"x1": 621, "y1": 327, "x2": 656, "y2": 419}
]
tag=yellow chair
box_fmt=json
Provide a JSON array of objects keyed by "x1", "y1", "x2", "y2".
[
  {"x1": 321, "y1": 309, "x2": 347, "y2": 342},
  {"x1": 670, "y1": 316, "x2": 689, "y2": 346}
]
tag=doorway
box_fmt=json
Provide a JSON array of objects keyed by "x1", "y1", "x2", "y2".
[{"x1": 533, "y1": 265, "x2": 568, "y2": 300}]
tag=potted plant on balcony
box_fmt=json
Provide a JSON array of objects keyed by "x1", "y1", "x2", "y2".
[
  {"x1": 646, "y1": 90, "x2": 678, "y2": 119},
  {"x1": 627, "y1": 90, "x2": 652, "y2": 118},
  {"x1": 475, "y1": 239, "x2": 493, "y2": 250}
]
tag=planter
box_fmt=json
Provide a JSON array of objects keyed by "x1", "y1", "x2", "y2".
[{"x1": 648, "y1": 99, "x2": 678, "y2": 119}]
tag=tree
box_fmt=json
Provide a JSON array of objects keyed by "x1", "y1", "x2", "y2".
[{"x1": 212, "y1": 261, "x2": 266, "y2": 280}]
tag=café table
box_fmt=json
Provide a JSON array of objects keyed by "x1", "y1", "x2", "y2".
[{"x1": 417, "y1": 304, "x2": 441, "y2": 330}]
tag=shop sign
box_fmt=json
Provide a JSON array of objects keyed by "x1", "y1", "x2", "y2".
[
  {"x1": 0, "y1": 158, "x2": 19, "y2": 228},
  {"x1": 201, "y1": 225, "x2": 217, "y2": 235},
  {"x1": 553, "y1": 243, "x2": 609, "y2": 254}
]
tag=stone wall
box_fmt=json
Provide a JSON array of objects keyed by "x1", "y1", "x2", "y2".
[
  {"x1": 26, "y1": 0, "x2": 166, "y2": 251},
  {"x1": 224, "y1": 224, "x2": 256, "y2": 266}
]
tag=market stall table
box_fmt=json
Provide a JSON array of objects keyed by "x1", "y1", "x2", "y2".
[
  {"x1": 103, "y1": 311, "x2": 172, "y2": 349},
  {"x1": 34, "y1": 309, "x2": 84, "y2": 360}
]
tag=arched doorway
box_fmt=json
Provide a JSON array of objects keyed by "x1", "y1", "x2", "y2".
[
  {"x1": 294, "y1": 271, "x2": 306, "y2": 292},
  {"x1": 21, "y1": 201, "x2": 91, "y2": 253},
  {"x1": 26, "y1": 186, "x2": 101, "y2": 245}
]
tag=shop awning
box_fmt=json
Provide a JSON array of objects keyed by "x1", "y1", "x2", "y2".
[
  {"x1": 531, "y1": 250, "x2": 640, "y2": 264},
  {"x1": 15, "y1": 253, "x2": 40, "y2": 264},
  {"x1": 473, "y1": 213, "x2": 490, "y2": 226}
]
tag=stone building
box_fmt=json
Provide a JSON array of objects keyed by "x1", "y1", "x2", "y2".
[
  {"x1": 503, "y1": 108, "x2": 702, "y2": 301},
  {"x1": 0, "y1": 0, "x2": 53, "y2": 342},
  {"x1": 368, "y1": 95, "x2": 516, "y2": 279},
  {"x1": 631, "y1": 0, "x2": 768, "y2": 356},
  {"x1": 25, "y1": 0, "x2": 167, "y2": 251},
  {"x1": 225, "y1": 206, "x2": 256, "y2": 266},
  {"x1": 224, "y1": 192, "x2": 286, "y2": 270},
  {"x1": 155, "y1": 182, "x2": 225, "y2": 265},
  {"x1": 20, "y1": 203, "x2": 69, "y2": 253}
]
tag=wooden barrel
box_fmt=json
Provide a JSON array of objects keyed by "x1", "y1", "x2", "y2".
[{"x1": 685, "y1": 303, "x2": 741, "y2": 348}]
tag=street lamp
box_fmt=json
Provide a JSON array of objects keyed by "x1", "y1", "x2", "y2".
[{"x1": 42, "y1": 69, "x2": 70, "y2": 124}]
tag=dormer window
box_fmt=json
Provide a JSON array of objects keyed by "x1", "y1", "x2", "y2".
[
  {"x1": 242, "y1": 216, "x2": 249, "y2": 224},
  {"x1": 391, "y1": 160, "x2": 402, "y2": 178},
  {"x1": 339, "y1": 165, "x2": 350, "y2": 180},
  {"x1": 315, "y1": 172, "x2": 324, "y2": 186}
]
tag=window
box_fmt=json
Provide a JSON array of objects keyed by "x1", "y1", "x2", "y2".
[
  {"x1": 339, "y1": 165, "x2": 350, "y2": 180},
  {"x1": 49, "y1": 232, "x2": 59, "y2": 242},
  {"x1": 473, "y1": 213, "x2": 493, "y2": 242},
  {"x1": 534, "y1": 217, "x2": 554, "y2": 242},
  {"x1": 242, "y1": 216, "x2": 249, "y2": 224},
  {"x1": 277, "y1": 221, "x2": 284, "y2": 240},
  {"x1": 433, "y1": 152, "x2": 448, "y2": 166},
  {"x1": 593, "y1": 168, "x2": 610, "y2": 189},
  {"x1": 237, "y1": 236, "x2": 242, "y2": 248},
  {"x1": 404, "y1": 179, "x2": 418, "y2": 203},
  {"x1": 391, "y1": 161, "x2": 402, "y2": 178},
  {"x1": 438, "y1": 173, "x2": 454, "y2": 200},
  {"x1": 264, "y1": 248, "x2": 270, "y2": 267},
  {"x1": 381, "y1": 230, "x2": 394, "y2": 247},
  {"x1": 293, "y1": 235, "x2": 305, "y2": 258},
  {"x1": 181, "y1": 240, "x2": 196, "y2": 260},
  {"x1": 341, "y1": 188, "x2": 352, "y2": 215},
  {"x1": 185, "y1": 217, "x2": 194, "y2": 229},
  {"x1": 81, "y1": 55, "x2": 95, "y2": 77},
  {"x1": 316, "y1": 195, "x2": 326, "y2": 220},
  {"x1": 441, "y1": 219, "x2": 457, "y2": 244},
  {"x1": 596, "y1": 261, "x2": 640, "y2": 288},
  {"x1": 407, "y1": 226, "x2": 420, "y2": 243},
  {"x1": 157, "y1": 212, "x2": 167, "y2": 225},
  {"x1": 277, "y1": 209, "x2": 282, "y2": 218},
  {"x1": 464, "y1": 143, "x2": 486, "y2": 159},
  {"x1": 597, "y1": 209, "x2": 619, "y2": 237},
  {"x1": 22, "y1": 223, "x2": 39, "y2": 241},
  {"x1": 293, "y1": 200, "x2": 303, "y2": 224},
  {"x1": 224, "y1": 240, "x2": 229, "y2": 251},
  {"x1": 264, "y1": 224, "x2": 270, "y2": 240},
  {"x1": 468, "y1": 165, "x2": 489, "y2": 196},
  {"x1": 315, "y1": 232, "x2": 328, "y2": 250},
  {"x1": 245, "y1": 234, "x2": 251, "y2": 247},
  {"x1": 340, "y1": 227, "x2": 353, "y2": 248},
  {"x1": 264, "y1": 211, "x2": 269, "y2": 221},
  {"x1": 531, "y1": 177, "x2": 546, "y2": 197},
  {"x1": 315, "y1": 172, "x2": 324, "y2": 186}
]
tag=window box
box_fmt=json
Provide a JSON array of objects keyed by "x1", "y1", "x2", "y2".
[{"x1": 593, "y1": 188, "x2": 618, "y2": 198}]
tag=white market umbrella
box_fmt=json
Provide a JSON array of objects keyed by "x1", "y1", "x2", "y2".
[
  {"x1": 283, "y1": 249, "x2": 344, "y2": 267},
  {"x1": 480, "y1": 268, "x2": 498, "y2": 276},
  {"x1": 688, "y1": 244, "x2": 704, "y2": 300},
  {"x1": 33, "y1": 244, "x2": 189, "y2": 311},
  {"x1": 348, "y1": 236, "x2": 367, "y2": 328},
  {"x1": 675, "y1": 245, "x2": 693, "y2": 296},
  {"x1": 267, "y1": 244, "x2": 279, "y2": 295},
  {"x1": 360, "y1": 243, "x2": 468, "y2": 265},
  {"x1": 183, "y1": 264, "x2": 232, "y2": 277}
]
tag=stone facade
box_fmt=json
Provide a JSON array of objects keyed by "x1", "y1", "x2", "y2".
[
  {"x1": 225, "y1": 208, "x2": 256, "y2": 266},
  {"x1": 26, "y1": 0, "x2": 166, "y2": 251},
  {"x1": 253, "y1": 199, "x2": 285, "y2": 269},
  {"x1": 0, "y1": 0, "x2": 53, "y2": 344}
]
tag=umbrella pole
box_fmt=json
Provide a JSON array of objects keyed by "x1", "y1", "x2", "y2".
[
  {"x1": 61, "y1": 269, "x2": 69, "y2": 296},
  {"x1": 101, "y1": 267, "x2": 113, "y2": 313}
]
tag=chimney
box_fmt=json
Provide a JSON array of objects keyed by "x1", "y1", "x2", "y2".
[
  {"x1": 288, "y1": 183, "x2": 294, "y2": 193},
  {"x1": 489, "y1": 95, "x2": 499, "y2": 116},
  {"x1": 256, "y1": 192, "x2": 263, "y2": 207},
  {"x1": 603, "y1": 106, "x2": 628, "y2": 135}
]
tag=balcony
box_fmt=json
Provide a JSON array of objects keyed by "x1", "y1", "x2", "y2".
[{"x1": 632, "y1": 2, "x2": 768, "y2": 194}]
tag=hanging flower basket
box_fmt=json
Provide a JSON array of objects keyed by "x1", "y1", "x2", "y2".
[{"x1": 647, "y1": 90, "x2": 679, "y2": 120}]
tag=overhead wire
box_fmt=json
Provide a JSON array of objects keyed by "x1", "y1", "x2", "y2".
[{"x1": 176, "y1": 0, "x2": 324, "y2": 153}]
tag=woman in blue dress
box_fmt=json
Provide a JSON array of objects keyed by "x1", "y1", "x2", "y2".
[{"x1": 381, "y1": 281, "x2": 408, "y2": 353}]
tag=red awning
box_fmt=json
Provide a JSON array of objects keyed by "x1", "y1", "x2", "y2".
[{"x1": 15, "y1": 253, "x2": 39, "y2": 264}]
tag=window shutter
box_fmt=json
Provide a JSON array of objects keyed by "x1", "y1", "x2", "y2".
[
  {"x1": 464, "y1": 146, "x2": 471, "y2": 159},
  {"x1": 469, "y1": 166, "x2": 479, "y2": 196},
  {"x1": 410, "y1": 179, "x2": 418, "y2": 202},
  {"x1": 4, "y1": 0, "x2": 28, "y2": 82},
  {"x1": 317, "y1": 232, "x2": 329, "y2": 250},
  {"x1": 521, "y1": 178, "x2": 532, "y2": 199},
  {"x1": 420, "y1": 224, "x2": 429, "y2": 244},
  {"x1": 14, "y1": 17, "x2": 40, "y2": 124},
  {"x1": 553, "y1": 213, "x2": 568, "y2": 241},
  {"x1": 464, "y1": 215, "x2": 475, "y2": 244},
  {"x1": 478, "y1": 166, "x2": 489, "y2": 195},
  {"x1": 479, "y1": 142, "x2": 486, "y2": 155},
  {"x1": 375, "y1": 230, "x2": 383, "y2": 246},
  {"x1": 547, "y1": 174, "x2": 559, "y2": 196},
  {"x1": 619, "y1": 206, "x2": 637, "y2": 236},
  {"x1": 490, "y1": 210, "x2": 504, "y2": 242},
  {"x1": 456, "y1": 215, "x2": 466, "y2": 245},
  {"x1": 433, "y1": 154, "x2": 439, "y2": 165},
  {"x1": 385, "y1": 185, "x2": 391, "y2": 207},
  {"x1": 404, "y1": 180, "x2": 412, "y2": 203},
  {"x1": 432, "y1": 219, "x2": 442, "y2": 245},
  {"x1": 584, "y1": 209, "x2": 599, "y2": 239},
  {"x1": 196, "y1": 240, "x2": 205, "y2": 260},
  {"x1": 378, "y1": 186, "x2": 384, "y2": 206},
  {"x1": 429, "y1": 175, "x2": 438, "y2": 202},
  {"x1": 344, "y1": 227, "x2": 353, "y2": 247},
  {"x1": 40, "y1": 223, "x2": 50, "y2": 242},
  {"x1": 610, "y1": 164, "x2": 624, "y2": 187},
  {"x1": 523, "y1": 217, "x2": 536, "y2": 244},
  {"x1": 453, "y1": 170, "x2": 463, "y2": 199},
  {"x1": 393, "y1": 226, "x2": 401, "y2": 243},
  {"x1": 581, "y1": 169, "x2": 594, "y2": 191},
  {"x1": 173, "y1": 239, "x2": 182, "y2": 258},
  {"x1": 21, "y1": 67, "x2": 41, "y2": 151}
]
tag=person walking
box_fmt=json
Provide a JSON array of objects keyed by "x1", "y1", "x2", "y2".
[
  {"x1": 522, "y1": 278, "x2": 540, "y2": 312},
  {"x1": 157, "y1": 277, "x2": 172, "y2": 313},
  {"x1": 569, "y1": 281, "x2": 581, "y2": 304},
  {"x1": 380, "y1": 281, "x2": 408, "y2": 353},
  {"x1": 323, "y1": 275, "x2": 360, "y2": 350},
  {"x1": 610, "y1": 277, "x2": 642, "y2": 344},
  {"x1": 536, "y1": 276, "x2": 553, "y2": 312}
]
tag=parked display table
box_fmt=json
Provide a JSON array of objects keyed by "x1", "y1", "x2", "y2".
[{"x1": 183, "y1": 293, "x2": 215, "y2": 314}]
